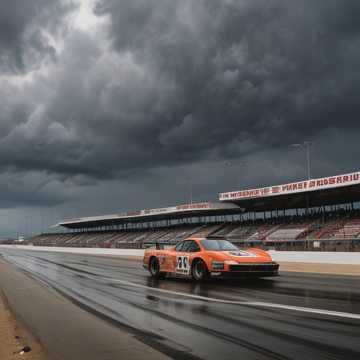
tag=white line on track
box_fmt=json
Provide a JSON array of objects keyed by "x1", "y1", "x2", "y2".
[{"x1": 110, "y1": 278, "x2": 360, "y2": 320}]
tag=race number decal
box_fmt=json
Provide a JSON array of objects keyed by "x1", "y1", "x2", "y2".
[{"x1": 176, "y1": 256, "x2": 190, "y2": 275}]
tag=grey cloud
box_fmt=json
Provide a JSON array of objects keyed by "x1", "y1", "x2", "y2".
[
  {"x1": 0, "y1": 170, "x2": 79, "y2": 208},
  {"x1": 0, "y1": 0, "x2": 75, "y2": 73},
  {"x1": 92, "y1": 0, "x2": 360, "y2": 154}
]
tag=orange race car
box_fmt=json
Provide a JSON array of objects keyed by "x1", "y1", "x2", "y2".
[{"x1": 143, "y1": 237, "x2": 279, "y2": 281}]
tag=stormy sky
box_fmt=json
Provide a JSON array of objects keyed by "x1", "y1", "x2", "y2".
[{"x1": 0, "y1": 0, "x2": 360, "y2": 237}]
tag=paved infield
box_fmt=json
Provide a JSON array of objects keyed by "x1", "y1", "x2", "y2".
[{"x1": 0, "y1": 248, "x2": 359, "y2": 360}]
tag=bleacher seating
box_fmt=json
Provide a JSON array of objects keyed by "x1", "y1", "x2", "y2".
[
  {"x1": 31, "y1": 224, "x2": 207, "y2": 248},
  {"x1": 28, "y1": 210, "x2": 360, "y2": 252},
  {"x1": 213, "y1": 223, "x2": 240, "y2": 237},
  {"x1": 247, "y1": 225, "x2": 281, "y2": 241},
  {"x1": 192, "y1": 224, "x2": 225, "y2": 237},
  {"x1": 327, "y1": 219, "x2": 360, "y2": 239},
  {"x1": 266, "y1": 225, "x2": 310, "y2": 242},
  {"x1": 226, "y1": 225, "x2": 257, "y2": 239}
]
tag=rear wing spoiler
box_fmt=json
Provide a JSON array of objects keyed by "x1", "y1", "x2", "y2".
[{"x1": 143, "y1": 242, "x2": 165, "y2": 250}]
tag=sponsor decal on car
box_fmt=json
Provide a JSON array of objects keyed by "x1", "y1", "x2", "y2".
[{"x1": 228, "y1": 250, "x2": 257, "y2": 257}]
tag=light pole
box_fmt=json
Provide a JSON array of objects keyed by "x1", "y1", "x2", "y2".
[
  {"x1": 184, "y1": 179, "x2": 193, "y2": 204},
  {"x1": 190, "y1": 180, "x2": 193, "y2": 204},
  {"x1": 25, "y1": 215, "x2": 32, "y2": 239},
  {"x1": 291, "y1": 141, "x2": 313, "y2": 180},
  {"x1": 291, "y1": 141, "x2": 313, "y2": 249}
]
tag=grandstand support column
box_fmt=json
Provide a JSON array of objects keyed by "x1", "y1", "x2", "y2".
[
  {"x1": 305, "y1": 194, "x2": 311, "y2": 250},
  {"x1": 306, "y1": 193, "x2": 310, "y2": 217}
]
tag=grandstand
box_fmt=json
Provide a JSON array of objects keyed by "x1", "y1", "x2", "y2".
[{"x1": 28, "y1": 171, "x2": 360, "y2": 251}]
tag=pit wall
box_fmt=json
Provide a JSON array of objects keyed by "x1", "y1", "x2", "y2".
[
  {"x1": 0, "y1": 245, "x2": 144, "y2": 258},
  {"x1": 1, "y1": 245, "x2": 360, "y2": 265}
]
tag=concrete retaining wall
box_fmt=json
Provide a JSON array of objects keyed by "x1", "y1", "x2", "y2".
[
  {"x1": 1, "y1": 245, "x2": 360, "y2": 265},
  {"x1": 268, "y1": 250, "x2": 360, "y2": 265},
  {"x1": 0, "y1": 245, "x2": 144, "y2": 257}
]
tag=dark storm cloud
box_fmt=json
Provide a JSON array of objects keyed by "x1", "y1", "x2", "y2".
[
  {"x1": 0, "y1": 0, "x2": 75, "y2": 73},
  {"x1": 93, "y1": 0, "x2": 360, "y2": 154},
  {"x1": 1, "y1": 0, "x2": 360, "y2": 210}
]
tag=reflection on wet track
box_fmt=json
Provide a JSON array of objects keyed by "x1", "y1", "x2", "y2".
[{"x1": 1, "y1": 248, "x2": 360, "y2": 360}]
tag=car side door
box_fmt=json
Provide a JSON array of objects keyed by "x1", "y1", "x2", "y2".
[
  {"x1": 176, "y1": 240, "x2": 201, "y2": 275},
  {"x1": 168, "y1": 241, "x2": 185, "y2": 273}
]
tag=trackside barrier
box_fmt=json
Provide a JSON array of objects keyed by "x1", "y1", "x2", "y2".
[
  {"x1": 1, "y1": 245, "x2": 360, "y2": 265},
  {"x1": 268, "y1": 251, "x2": 360, "y2": 265},
  {"x1": 0, "y1": 245, "x2": 144, "y2": 257}
]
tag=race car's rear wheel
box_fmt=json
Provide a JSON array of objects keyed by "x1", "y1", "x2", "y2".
[
  {"x1": 149, "y1": 257, "x2": 165, "y2": 278},
  {"x1": 191, "y1": 259, "x2": 209, "y2": 281}
]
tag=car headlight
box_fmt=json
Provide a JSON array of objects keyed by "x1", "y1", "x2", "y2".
[{"x1": 212, "y1": 261, "x2": 224, "y2": 270}]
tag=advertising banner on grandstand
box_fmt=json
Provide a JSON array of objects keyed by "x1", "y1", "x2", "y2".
[
  {"x1": 219, "y1": 171, "x2": 360, "y2": 201},
  {"x1": 141, "y1": 203, "x2": 210, "y2": 216},
  {"x1": 58, "y1": 202, "x2": 240, "y2": 226}
]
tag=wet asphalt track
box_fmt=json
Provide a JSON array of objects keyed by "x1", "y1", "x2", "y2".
[{"x1": 0, "y1": 248, "x2": 359, "y2": 360}]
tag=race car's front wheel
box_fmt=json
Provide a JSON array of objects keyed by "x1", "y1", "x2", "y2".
[
  {"x1": 149, "y1": 257, "x2": 165, "y2": 278},
  {"x1": 191, "y1": 259, "x2": 209, "y2": 281}
]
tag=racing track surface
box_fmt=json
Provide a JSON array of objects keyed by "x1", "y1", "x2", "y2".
[{"x1": 0, "y1": 248, "x2": 359, "y2": 360}]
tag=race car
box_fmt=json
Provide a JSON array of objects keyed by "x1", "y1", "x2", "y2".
[{"x1": 143, "y1": 237, "x2": 279, "y2": 281}]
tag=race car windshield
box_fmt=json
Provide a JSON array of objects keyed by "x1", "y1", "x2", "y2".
[{"x1": 200, "y1": 239, "x2": 238, "y2": 251}]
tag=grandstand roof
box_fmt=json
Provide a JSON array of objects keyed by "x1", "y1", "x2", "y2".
[
  {"x1": 219, "y1": 171, "x2": 360, "y2": 211},
  {"x1": 57, "y1": 202, "x2": 242, "y2": 229}
]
